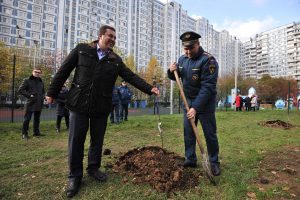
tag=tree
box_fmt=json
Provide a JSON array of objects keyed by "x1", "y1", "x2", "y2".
[
  {"x1": 0, "y1": 42, "x2": 12, "y2": 95},
  {"x1": 257, "y1": 75, "x2": 298, "y2": 104}
]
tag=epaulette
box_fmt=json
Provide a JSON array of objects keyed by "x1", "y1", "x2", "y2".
[{"x1": 202, "y1": 51, "x2": 212, "y2": 58}]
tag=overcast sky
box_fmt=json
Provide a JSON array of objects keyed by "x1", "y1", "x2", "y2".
[{"x1": 158, "y1": 0, "x2": 300, "y2": 41}]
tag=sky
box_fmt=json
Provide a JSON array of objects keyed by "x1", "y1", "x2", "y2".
[{"x1": 158, "y1": 0, "x2": 300, "y2": 41}]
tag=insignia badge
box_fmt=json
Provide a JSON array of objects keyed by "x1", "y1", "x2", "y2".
[
  {"x1": 192, "y1": 74, "x2": 199, "y2": 81},
  {"x1": 209, "y1": 64, "x2": 215, "y2": 74},
  {"x1": 185, "y1": 34, "x2": 191, "y2": 39}
]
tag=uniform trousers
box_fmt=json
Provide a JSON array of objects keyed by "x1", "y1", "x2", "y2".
[
  {"x1": 183, "y1": 110, "x2": 219, "y2": 166},
  {"x1": 68, "y1": 111, "x2": 108, "y2": 181}
]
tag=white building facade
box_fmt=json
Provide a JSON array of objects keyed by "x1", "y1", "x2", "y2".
[{"x1": 1, "y1": 0, "x2": 241, "y2": 77}]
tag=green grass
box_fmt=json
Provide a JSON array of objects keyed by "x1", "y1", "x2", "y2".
[{"x1": 0, "y1": 110, "x2": 299, "y2": 200}]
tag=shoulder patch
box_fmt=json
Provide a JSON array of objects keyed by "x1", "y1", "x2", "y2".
[{"x1": 209, "y1": 64, "x2": 216, "y2": 74}]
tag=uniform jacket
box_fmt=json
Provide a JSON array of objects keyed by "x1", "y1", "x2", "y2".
[
  {"x1": 167, "y1": 47, "x2": 218, "y2": 113},
  {"x1": 119, "y1": 85, "x2": 132, "y2": 104},
  {"x1": 111, "y1": 86, "x2": 120, "y2": 105},
  {"x1": 47, "y1": 41, "x2": 153, "y2": 116},
  {"x1": 55, "y1": 88, "x2": 69, "y2": 116},
  {"x1": 18, "y1": 75, "x2": 45, "y2": 112}
]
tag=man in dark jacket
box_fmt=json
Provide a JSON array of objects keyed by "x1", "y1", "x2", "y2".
[
  {"x1": 55, "y1": 86, "x2": 69, "y2": 133},
  {"x1": 119, "y1": 80, "x2": 132, "y2": 121},
  {"x1": 18, "y1": 67, "x2": 45, "y2": 140},
  {"x1": 168, "y1": 31, "x2": 220, "y2": 176},
  {"x1": 46, "y1": 25, "x2": 159, "y2": 198},
  {"x1": 110, "y1": 85, "x2": 120, "y2": 123}
]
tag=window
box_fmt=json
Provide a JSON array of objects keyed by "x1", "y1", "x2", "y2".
[
  {"x1": 19, "y1": 2, "x2": 27, "y2": 10},
  {"x1": 33, "y1": 6, "x2": 42, "y2": 13}
]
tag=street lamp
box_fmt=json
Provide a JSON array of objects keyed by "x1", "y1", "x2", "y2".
[
  {"x1": 33, "y1": 40, "x2": 38, "y2": 68},
  {"x1": 11, "y1": 25, "x2": 21, "y2": 123}
]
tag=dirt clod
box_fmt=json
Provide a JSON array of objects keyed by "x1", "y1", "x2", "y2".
[
  {"x1": 260, "y1": 177, "x2": 269, "y2": 184},
  {"x1": 112, "y1": 146, "x2": 200, "y2": 193},
  {"x1": 258, "y1": 120, "x2": 294, "y2": 129}
]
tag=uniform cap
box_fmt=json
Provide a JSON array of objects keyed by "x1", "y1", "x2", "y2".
[{"x1": 180, "y1": 31, "x2": 201, "y2": 47}]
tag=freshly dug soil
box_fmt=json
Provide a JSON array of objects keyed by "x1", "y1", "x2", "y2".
[
  {"x1": 112, "y1": 146, "x2": 200, "y2": 193},
  {"x1": 258, "y1": 120, "x2": 294, "y2": 129}
]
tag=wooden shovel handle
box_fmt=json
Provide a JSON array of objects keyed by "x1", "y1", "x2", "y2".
[{"x1": 173, "y1": 70, "x2": 205, "y2": 154}]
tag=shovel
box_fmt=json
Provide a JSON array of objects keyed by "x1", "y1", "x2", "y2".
[{"x1": 174, "y1": 70, "x2": 216, "y2": 185}]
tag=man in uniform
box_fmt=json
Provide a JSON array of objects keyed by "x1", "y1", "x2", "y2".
[
  {"x1": 46, "y1": 25, "x2": 159, "y2": 198},
  {"x1": 168, "y1": 31, "x2": 221, "y2": 176}
]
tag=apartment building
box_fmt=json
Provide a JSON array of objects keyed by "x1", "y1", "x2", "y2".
[
  {"x1": 0, "y1": 0, "x2": 59, "y2": 61},
  {"x1": 287, "y1": 22, "x2": 300, "y2": 88},
  {"x1": 0, "y1": 0, "x2": 240, "y2": 77},
  {"x1": 241, "y1": 22, "x2": 300, "y2": 88}
]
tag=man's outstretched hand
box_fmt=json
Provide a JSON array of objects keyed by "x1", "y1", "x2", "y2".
[{"x1": 151, "y1": 87, "x2": 160, "y2": 96}]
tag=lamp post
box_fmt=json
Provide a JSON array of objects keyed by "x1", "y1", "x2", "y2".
[
  {"x1": 11, "y1": 25, "x2": 21, "y2": 123},
  {"x1": 33, "y1": 40, "x2": 38, "y2": 68}
]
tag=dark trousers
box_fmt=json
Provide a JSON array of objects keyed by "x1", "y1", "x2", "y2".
[
  {"x1": 56, "y1": 115, "x2": 69, "y2": 130},
  {"x1": 68, "y1": 111, "x2": 109, "y2": 181},
  {"x1": 22, "y1": 111, "x2": 41, "y2": 135},
  {"x1": 183, "y1": 111, "x2": 219, "y2": 165},
  {"x1": 110, "y1": 103, "x2": 120, "y2": 123},
  {"x1": 120, "y1": 103, "x2": 129, "y2": 121}
]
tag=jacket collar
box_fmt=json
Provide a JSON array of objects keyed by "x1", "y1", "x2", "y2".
[
  {"x1": 29, "y1": 75, "x2": 42, "y2": 81},
  {"x1": 89, "y1": 40, "x2": 119, "y2": 60}
]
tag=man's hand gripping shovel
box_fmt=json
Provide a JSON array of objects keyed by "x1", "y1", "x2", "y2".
[{"x1": 173, "y1": 70, "x2": 216, "y2": 185}]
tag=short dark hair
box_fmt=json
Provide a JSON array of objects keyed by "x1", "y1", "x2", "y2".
[
  {"x1": 32, "y1": 67, "x2": 41, "y2": 71},
  {"x1": 98, "y1": 25, "x2": 116, "y2": 36}
]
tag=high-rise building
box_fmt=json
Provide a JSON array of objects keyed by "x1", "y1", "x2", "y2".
[
  {"x1": 241, "y1": 22, "x2": 300, "y2": 88},
  {"x1": 0, "y1": 0, "x2": 240, "y2": 77},
  {"x1": 0, "y1": 0, "x2": 60, "y2": 63}
]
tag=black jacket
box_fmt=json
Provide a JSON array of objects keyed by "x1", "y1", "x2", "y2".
[
  {"x1": 55, "y1": 88, "x2": 69, "y2": 116},
  {"x1": 18, "y1": 75, "x2": 45, "y2": 112},
  {"x1": 47, "y1": 41, "x2": 153, "y2": 116}
]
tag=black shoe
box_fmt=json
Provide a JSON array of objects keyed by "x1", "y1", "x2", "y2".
[
  {"x1": 183, "y1": 161, "x2": 197, "y2": 168},
  {"x1": 66, "y1": 180, "x2": 81, "y2": 198},
  {"x1": 124, "y1": 119, "x2": 128, "y2": 121},
  {"x1": 33, "y1": 133, "x2": 45, "y2": 137},
  {"x1": 22, "y1": 134, "x2": 29, "y2": 140},
  {"x1": 211, "y1": 164, "x2": 221, "y2": 176},
  {"x1": 88, "y1": 170, "x2": 107, "y2": 182}
]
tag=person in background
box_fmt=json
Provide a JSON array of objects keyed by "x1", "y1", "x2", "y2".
[
  {"x1": 46, "y1": 25, "x2": 159, "y2": 198},
  {"x1": 256, "y1": 96, "x2": 261, "y2": 110},
  {"x1": 245, "y1": 96, "x2": 251, "y2": 111},
  {"x1": 251, "y1": 95, "x2": 257, "y2": 111},
  {"x1": 234, "y1": 93, "x2": 241, "y2": 111},
  {"x1": 168, "y1": 31, "x2": 221, "y2": 176},
  {"x1": 119, "y1": 80, "x2": 132, "y2": 122},
  {"x1": 18, "y1": 67, "x2": 45, "y2": 140},
  {"x1": 110, "y1": 85, "x2": 120, "y2": 124},
  {"x1": 55, "y1": 85, "x2": 69, "y2": 133}
]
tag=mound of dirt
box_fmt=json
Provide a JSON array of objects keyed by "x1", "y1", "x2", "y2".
[
  {"x1": 258, "y1": 120, "x2": 294, "y2": 129},
  {"x1": 112, "y1": 146, "x2": 200, "y2": 193},
  {"x1": 253, "y1": 146, "x2": 300, "y2": 199}
]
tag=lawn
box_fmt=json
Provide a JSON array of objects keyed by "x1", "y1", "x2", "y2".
[{"x1": 0, "y1": 110, "x2": 299, "y2": 200}]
